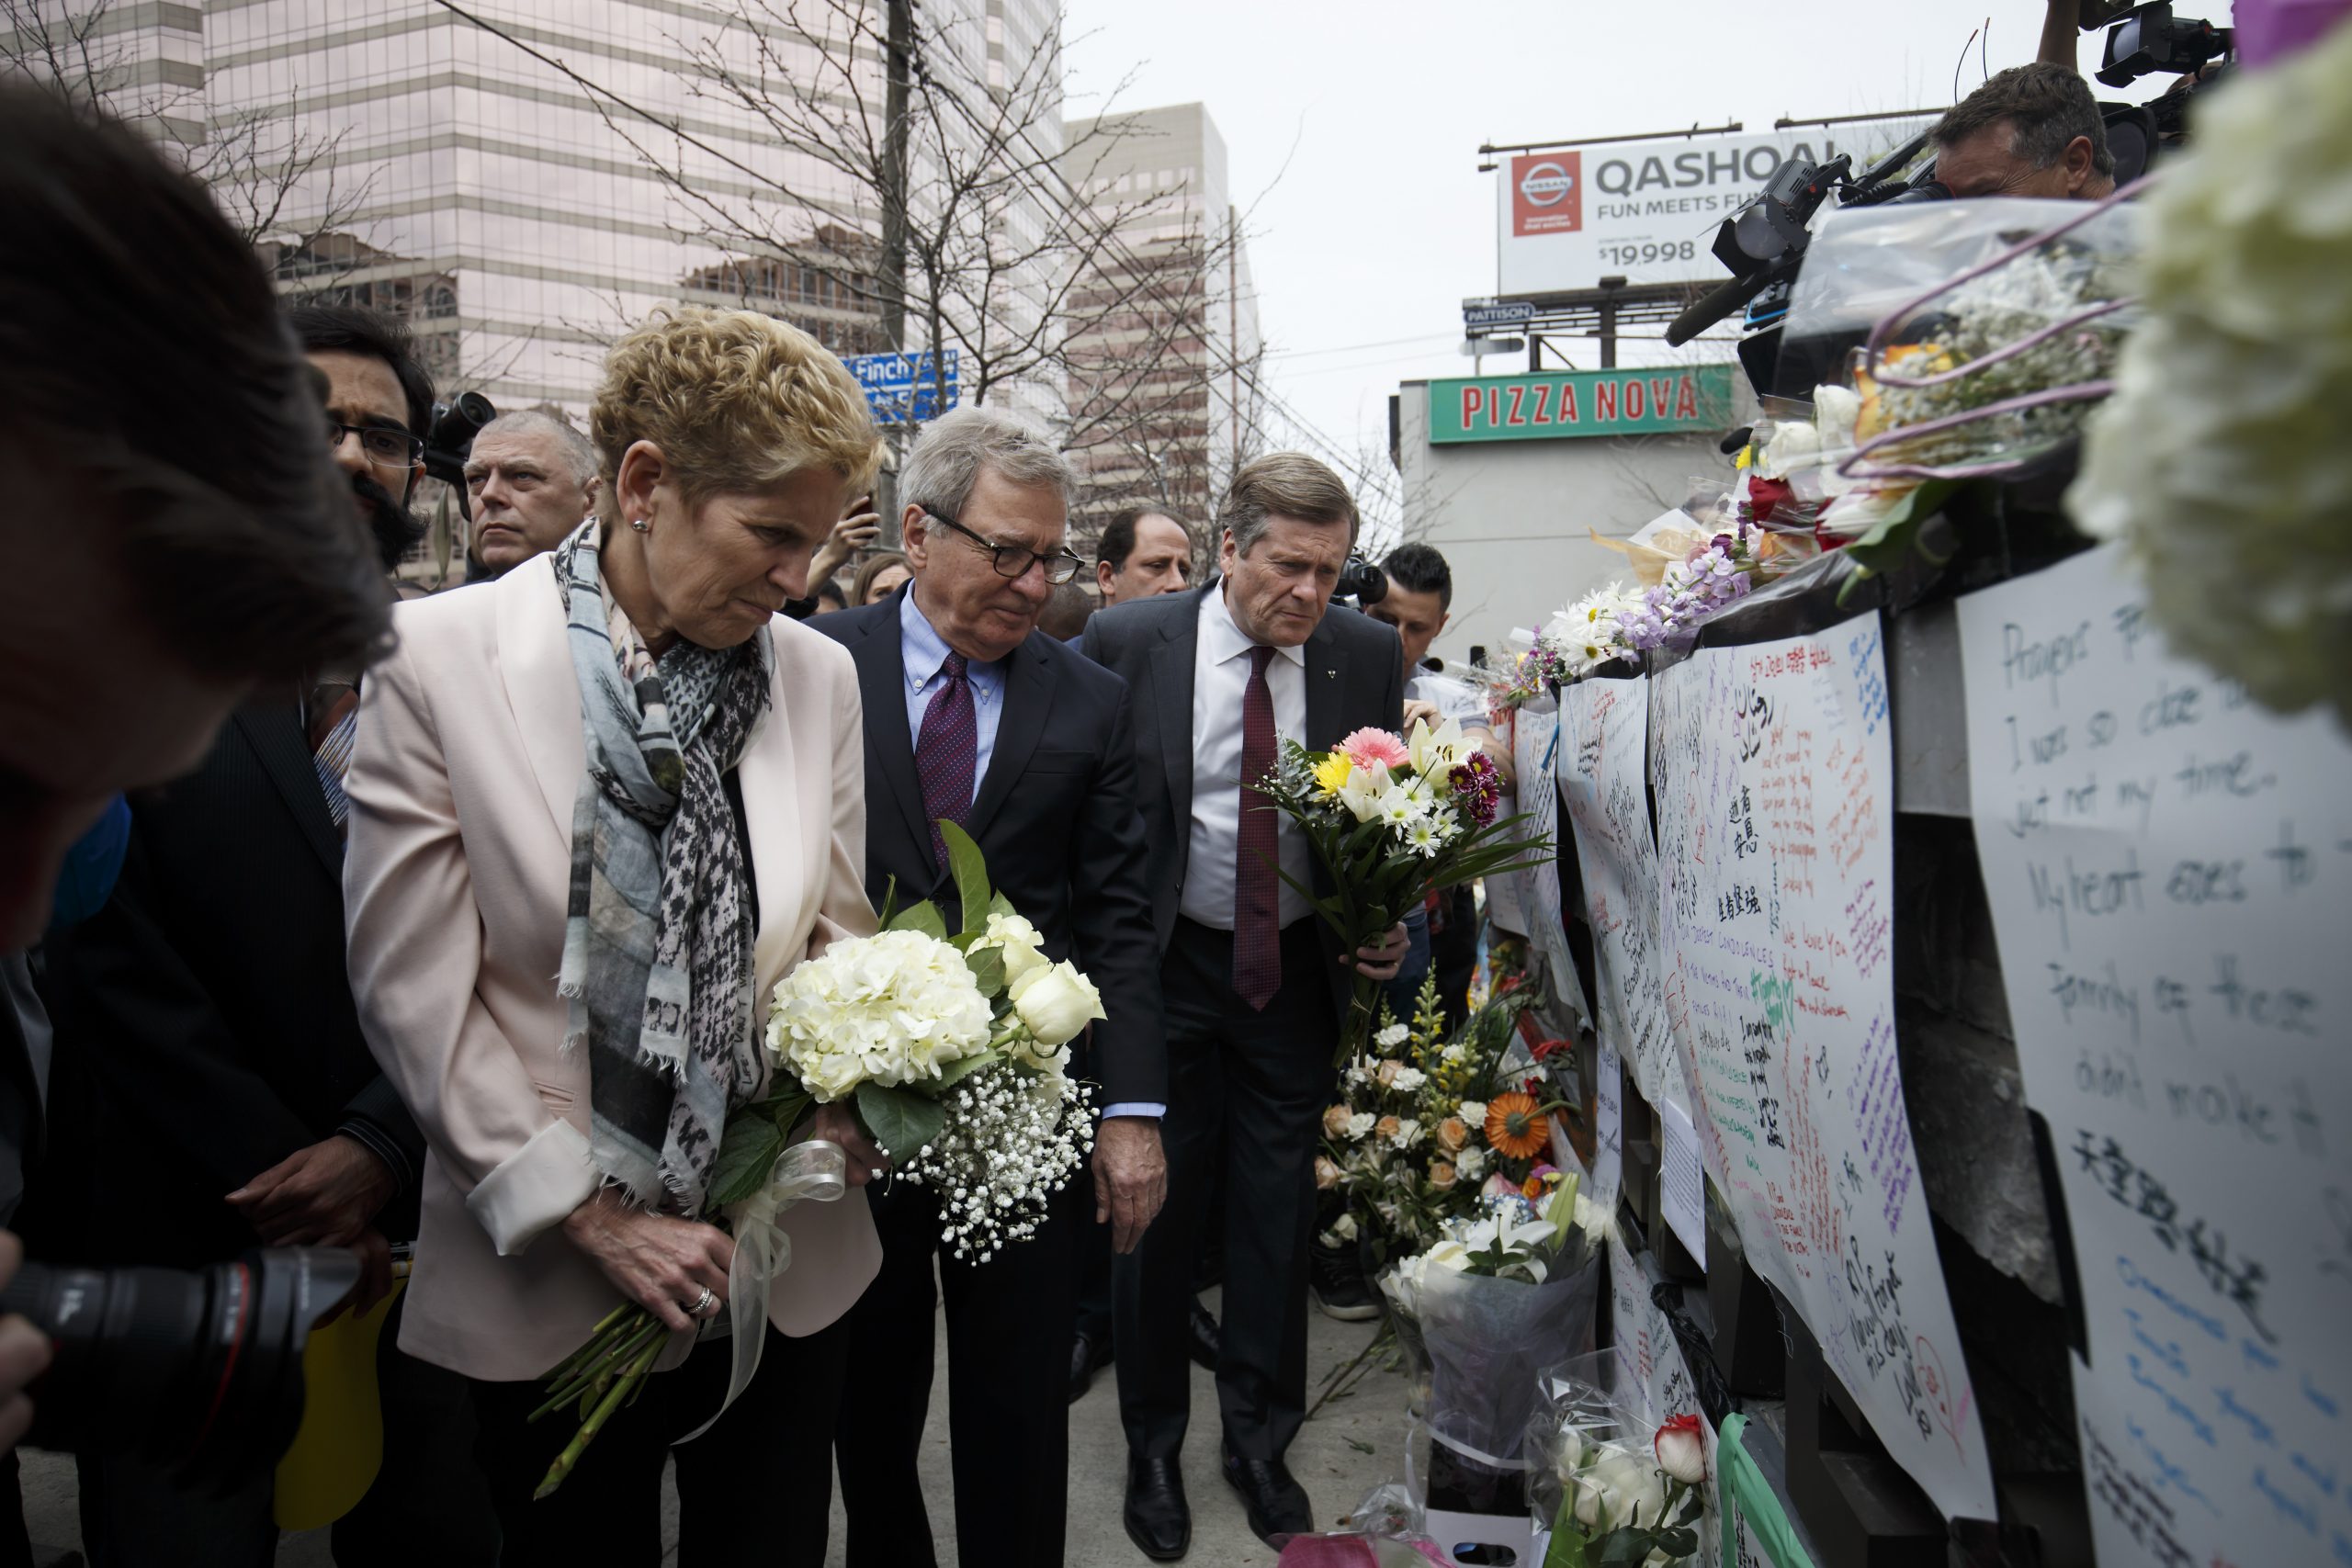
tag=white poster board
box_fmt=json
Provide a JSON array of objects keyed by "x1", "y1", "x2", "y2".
[
  {"x1": 1960, "y1": 546, "x2": 2352, "y2": 1568},
  {"x1": 1607, "y1": 1236, "x2": 1722, "y2": 1568},
  {"x1": 1513, "y1": 704, "x2": 1577, "y2": 998},
  {"x1": 1650, "y1": 616, "x2": 1997, "y2": 1521},
  {"x1": 1592, "y1": 1037, "x2": 1624, "y2": 1212},
  {"x1": 1560, "y1": 678, "x2": 1677, "y2": 1104}
]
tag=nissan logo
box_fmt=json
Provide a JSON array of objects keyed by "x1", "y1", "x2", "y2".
[{"x1": 1520, "y1": 161, "x2": 1574, "y2": 207}]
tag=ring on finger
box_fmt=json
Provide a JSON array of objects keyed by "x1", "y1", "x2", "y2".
[{"x1": 688, "y1": 1285, "x2": 718, "y2": 1319}]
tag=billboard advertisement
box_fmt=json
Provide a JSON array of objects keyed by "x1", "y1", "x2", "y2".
[{"x1": 1495, "y1": 119, "x2": 1932, "y2": 297}]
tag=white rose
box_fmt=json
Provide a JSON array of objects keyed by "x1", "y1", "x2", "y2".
[
  {"x1": 1374, "y1": 1022, "x2": 1410, "y2": 1049},
  {"x1": 1346, "y1": 1112, "x2": 1376, "y2": 1141},
  {"x1": 1454, "y1": 1146, "x2": 1487, "y2": 1182},
  {"x1": 972, "y1": 910, "x2": 1052, "y2": 987},
  {"x1": 1393, "y1": 1066, "x2": 1427, "y2": 1094},
  {"x1": 1424, "y1": 1239, "x2": 1473, "y2": 1273},
  {"x1": 1391, "y1": 1117, "x2": 1423, "y2": 1149},
  {"x1": 1653, "y1": 1416, "x2": 1708, "y2": 1485},
  {"x1": 1007, "y1": 960, "x2": 1106, "y2": 1048},
  {"x1": 1455, "y1": 1100, "x2": 1487, "y2": 1129}
]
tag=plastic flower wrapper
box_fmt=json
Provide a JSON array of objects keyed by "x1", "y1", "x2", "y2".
[
  {"x1": 1839, "y1": 197, "x2": 2142, "y2": 483},
  {"x1": 2069, "y1": 17, "x2": 2352, "y2": 733},
  {"x1": 1383, "y1": 1176, "x2": 1607, "y2": 1523},
  {"x1": 1527, "y1": 1354, "x2": 1710, "y2": 1568},
  {"x1": 528, "y1": 824, "x2": 1096, "y2": 1496},
  {"x1": 1261, "y1": 719, "x2": 1551, "y2": 1063}
]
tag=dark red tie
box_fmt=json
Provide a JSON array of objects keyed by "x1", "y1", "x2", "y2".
[
  {"x1": 1234, "y1": 645, "x2": 1281, "y2": 1010},
  {"x1": 915, "y1": 652, "x2": 976, "y2": 867}
]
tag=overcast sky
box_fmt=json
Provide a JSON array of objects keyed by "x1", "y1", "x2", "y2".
[{"x1": 1062, "y1": 0, "x2": 2218, "y2": 471}]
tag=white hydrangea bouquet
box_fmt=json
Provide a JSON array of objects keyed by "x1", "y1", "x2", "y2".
[{"x1": 530, "y1": 823, "x2": 1098, "y2": 1496}]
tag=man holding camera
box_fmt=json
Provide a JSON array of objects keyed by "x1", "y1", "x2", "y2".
[
  {"x1": 1930, "y1": 61, "x2": 2119, "y2": 201},
  {"x1": 33, "y1": 305, "x2": 497, "y2": 1565}
]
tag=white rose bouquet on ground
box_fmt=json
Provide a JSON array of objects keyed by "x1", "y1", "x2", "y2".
[
  {"x1": 530, "y1": 823, "x2": 1097, "y2": 1495},
  {"x1": 1542, "y1": 1414, "x2": 1709, "y2": 1568}
]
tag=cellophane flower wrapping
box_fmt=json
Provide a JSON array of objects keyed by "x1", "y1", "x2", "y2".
[
  {"x1": 2068, "y1": 19, "x2": 2352, "y2": 733},
  {"x1": 1382, "y1": 1186, "x2": 1607, "y2": 1520},
  {"x1": 1527, "y1": 1353, "x2": 1711, "y2": 1568}
]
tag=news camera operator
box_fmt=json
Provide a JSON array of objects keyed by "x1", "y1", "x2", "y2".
[{"x1": 1930, "y1": 60, "x2": 2120, "y2": 200}]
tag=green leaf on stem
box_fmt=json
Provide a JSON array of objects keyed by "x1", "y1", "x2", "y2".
[
  {"x1": 933, "y1": 1047, "x2": 1001, "y2": 1089},
  {"x1": 942, "y1": 820, "x2": 991, "y2": 936},
  {"x1": 887, "y1": 899, "x2": 948, "y2": 941},
  {"x1": 708, "y1": 1117, "x2": 786, "y2": 1208},
  {"x1": 964, "y1": 942, "x2": 1005, "y2": 996},
  {"x1": 855, "y1": 1080, "x2": 948, "y2": 1164},
  {"x1": 1657, "y1": 1526, "x2": 1699, "y2": 1556}
]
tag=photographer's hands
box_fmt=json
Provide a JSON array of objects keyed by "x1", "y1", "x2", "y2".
[{"x1": 0, "y1": 1234, "x2": 51, "y2": 1450}]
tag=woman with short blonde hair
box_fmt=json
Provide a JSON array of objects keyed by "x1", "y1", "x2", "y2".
[{"x1": 345, "y1": 308, "x2": 890, "y2": 1562}]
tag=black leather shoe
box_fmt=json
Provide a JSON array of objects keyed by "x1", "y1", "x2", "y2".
[
  {"x1": 1186, "y1": 1297, "x2": 1220, "y2": 1372},
  {"x1": 1124, "y1": 1453, "x2": 1191, "y2": 1561},
  {"x1": 1068, "y1": 1329, "x2": 1111, "y2": 1404},
  {"x1": 1221, "y1": 1442, "x2": 1312, "y2": 1546}
]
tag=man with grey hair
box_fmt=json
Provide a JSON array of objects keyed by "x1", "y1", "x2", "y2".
[
  {"x1": 1931, "y1": 61, "x2": 2118, "y2": 200},
  {"x1": 462, "y1": 409, "x2": 599, "y2": 575},
  {"x1": 808, "y1": 404, "x2": 1169, "y2": 1568}
]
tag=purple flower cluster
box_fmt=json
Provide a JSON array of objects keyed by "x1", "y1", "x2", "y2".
[
  {"x1": 1621, "y1": 533, "x2": 1755, "y2": 651},
  {"x1": 1449, "y1": 750, "x2": 1501, "y2": 827}
]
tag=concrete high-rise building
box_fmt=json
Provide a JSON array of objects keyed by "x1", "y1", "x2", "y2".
[{"x1": 1059, "y1": 101, "x2": 1262, "y2": 552}]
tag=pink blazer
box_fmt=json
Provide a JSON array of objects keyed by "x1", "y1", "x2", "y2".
[{"x1": 343, "y1": 553, "x2": 882, "y2": 1382}]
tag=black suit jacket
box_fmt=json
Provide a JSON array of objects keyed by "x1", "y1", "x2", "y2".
[
  {"x1": 813, "y1": 592, "x2": 1168, "y2": 1108},
  {"x1": 1080, "y1": 582, "x2": 1407, "y2": 1014},
  {"x1": 30, "y1": 703, "x2": 424, "y2": 1268}
]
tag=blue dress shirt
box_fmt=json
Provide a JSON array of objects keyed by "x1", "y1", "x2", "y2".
[{"x1": 901, "y1": 592, "x2": 1160, "y2": 1122}]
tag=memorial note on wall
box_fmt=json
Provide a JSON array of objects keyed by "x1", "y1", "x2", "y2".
[
  {"x1": 1561, "y1": 678, "x2": 1676, "y2": 1105},
  {"x1": 1650, "y1": 615, "x2": 1997, "y2": 1520},
  {"x1": 1960, "y1": 546, "x2": 2352, "y2": 1568},
  {"x1": 1514, "y1": 704, "x2": 1578, "y2": 1001}
]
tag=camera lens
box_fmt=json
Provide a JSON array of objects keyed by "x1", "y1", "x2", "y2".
[
  {"x1": 1883, "y1": 179, "x2": 1952, "y2": 206},
  {"x1": 0, "y1": 1247, "x2": 359, "y2": 1495}
]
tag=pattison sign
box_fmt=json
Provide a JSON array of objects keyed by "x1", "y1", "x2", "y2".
[{"x1": 1430, "y1": 366, "x2": 1735, "y2": 445}]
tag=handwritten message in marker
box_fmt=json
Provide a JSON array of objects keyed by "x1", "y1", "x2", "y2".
[
  {"x1": 1561, "y1": 678, "x2": 1676, "y2": 1105},
  {"x1": 1651, "y1": 613, "x2": 1996, "y2": 1520},
  {"x1": 1960, "y1": 546, "x2": 2352, "y2": 1568}
]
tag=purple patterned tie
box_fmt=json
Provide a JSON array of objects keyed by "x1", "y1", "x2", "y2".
[
  {"x1": 1234, "y1": 645, "x2": 1281, "y2": 1010},
  {"x1": 915, "y1": 651, "x2": 976, "y2": 866}
]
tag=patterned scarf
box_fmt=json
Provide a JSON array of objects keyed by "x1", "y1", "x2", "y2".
[{"x1": 554, "y1": 520, "x2": 770, "y2": 1216}]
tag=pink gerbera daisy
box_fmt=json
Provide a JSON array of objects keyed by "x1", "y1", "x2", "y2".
[{"x1": 1338, "y1": 727, "x2": 1409, "y2": 772}]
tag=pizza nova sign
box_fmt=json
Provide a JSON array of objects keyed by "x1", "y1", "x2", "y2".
[{"x1": 1430, "y1": 366, "x2": 1736, "y2": 445}]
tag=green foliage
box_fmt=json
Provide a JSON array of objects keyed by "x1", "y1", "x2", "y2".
[
  {"x1": 942, "y1": 819, "x2": 991, "y2": 937},
  {"x1": 855, "y1": 1080, "x2": 948, "y2": 1164},
  {"x1": 707, "y1": 1113, "x2": 786, "y2": 1208},
  {"x1": 887, "y1": 898, "x2": 949, "y2": 941}
]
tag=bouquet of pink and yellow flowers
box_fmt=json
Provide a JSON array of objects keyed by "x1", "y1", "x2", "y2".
[{"x1": 1259, "y1": 718, "x2": 1551, "y2": 1064}]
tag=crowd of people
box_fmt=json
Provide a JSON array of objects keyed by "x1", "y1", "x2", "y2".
[{"x1": 0, "y1": 32, "x2": 2152, "y2": 1568}]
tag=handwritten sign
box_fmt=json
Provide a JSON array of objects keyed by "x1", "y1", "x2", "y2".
[
  {"x1": 1514, "y1": 705, "x2": 1578, "y2": 999},
  {"x1": 1608, "y1": 1236, "x2": 1723, "y2": 1568},
  {"x1": 1650, "y1": 615, "x2": 1997, "y2": 1520},
  {"x1": 1593, "y1": 1038, "x2": 1624, "y2": 1211},
  {"x1": 1959, "y1": 546, "x2": 2352, "y2": 1568},
  {"x1": 1561, "y1": 678, "x2": 1677, "y2": 1104}
]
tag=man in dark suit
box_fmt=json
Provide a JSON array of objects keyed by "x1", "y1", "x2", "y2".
[
  {"x1": 810, "y1": 407, "x2": 1168, "y2": 1568},
  {"x1": 1081, "y1": 453, "x2": 1409, "y2": 1558},
  {"x1": 29, "y1": 305, "x2": 493, "y2": 1568}
]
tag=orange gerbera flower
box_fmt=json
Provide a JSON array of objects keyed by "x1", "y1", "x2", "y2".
[{"x1": 1485, "y1": 1091, "x2": 1550, "y2": 1160}]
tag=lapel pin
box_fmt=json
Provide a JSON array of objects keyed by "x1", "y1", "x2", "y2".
[{"x1": 1324, "y1": 670, "x2": 1337, "y2": 679}]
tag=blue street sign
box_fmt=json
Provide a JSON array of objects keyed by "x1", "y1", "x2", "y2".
[
  {"x1": 842, "y1": 349, "x2": 960, "y2": 425},
  {"x1": 1463, "y1": 301, "x2": 1534, "y2": 331}
]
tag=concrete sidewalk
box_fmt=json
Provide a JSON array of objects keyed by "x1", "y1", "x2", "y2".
[{"x1": 16, "y1": 1284, "x2": 1412, "y2": 1566}]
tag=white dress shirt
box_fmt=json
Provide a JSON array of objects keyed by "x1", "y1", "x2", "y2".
[
  {"x1": 900, "y1": 588, "x2": 1006, "y2": 805},
  {"x1": 1182, "y1": 585, "x2": 1312, "y2": 931}
]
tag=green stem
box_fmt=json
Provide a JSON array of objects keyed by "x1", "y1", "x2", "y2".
[
  {"x1": 530, "y1": 1314, "x2": 664, "y2": 1422},
  {"x1": 534, "y1": 1331, "x2": 666, "y2": 1500},
  {"x1": 542, "y1": 1302, "x2": 635, "y2": 1382}
]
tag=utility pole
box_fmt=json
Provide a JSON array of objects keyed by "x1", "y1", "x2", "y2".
[{"x1": 877, "y1": 0, "x2": 914, "y2": 539}]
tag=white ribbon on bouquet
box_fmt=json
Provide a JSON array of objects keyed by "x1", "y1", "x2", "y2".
[{"x1": 676, "y1": 1138, "x2": 847, "y2": 1442}]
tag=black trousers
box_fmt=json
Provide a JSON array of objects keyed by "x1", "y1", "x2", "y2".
[
  {"x1": 1114, "y1": 917, "x2": 1337, "y2": 1462},
  {"x1": 833, "y1": 1177, "x2": 1076, "y2": 1568},
  {"x1": 469, "y1": 1315, "x2": 846, "y2": 1568}
]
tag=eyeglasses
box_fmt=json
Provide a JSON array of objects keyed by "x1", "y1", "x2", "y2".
[
  {"x1": 327, "y1": 420, "x2": 424, "y2": 469},
  {"x1": 925, "y1": 509, "x2": 1085, "y2": 586}
]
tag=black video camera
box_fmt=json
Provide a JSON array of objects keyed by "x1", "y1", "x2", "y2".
[
  {"x1": 1330, "y1": 554, "x2": 1388, "y2": 609},
  {"x1": 1666, "y1": 133, "x2": 1950, "y2": 396},
  {"x1": 3, "y1": 1247, "x2": 360, "y2": 1494},
  {"x1": 424, "y1": 391, "x2": 497, "y2": 520},
  {"x1": 2098, "y1": 3, "x2": 2234, "y2": 87}
]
